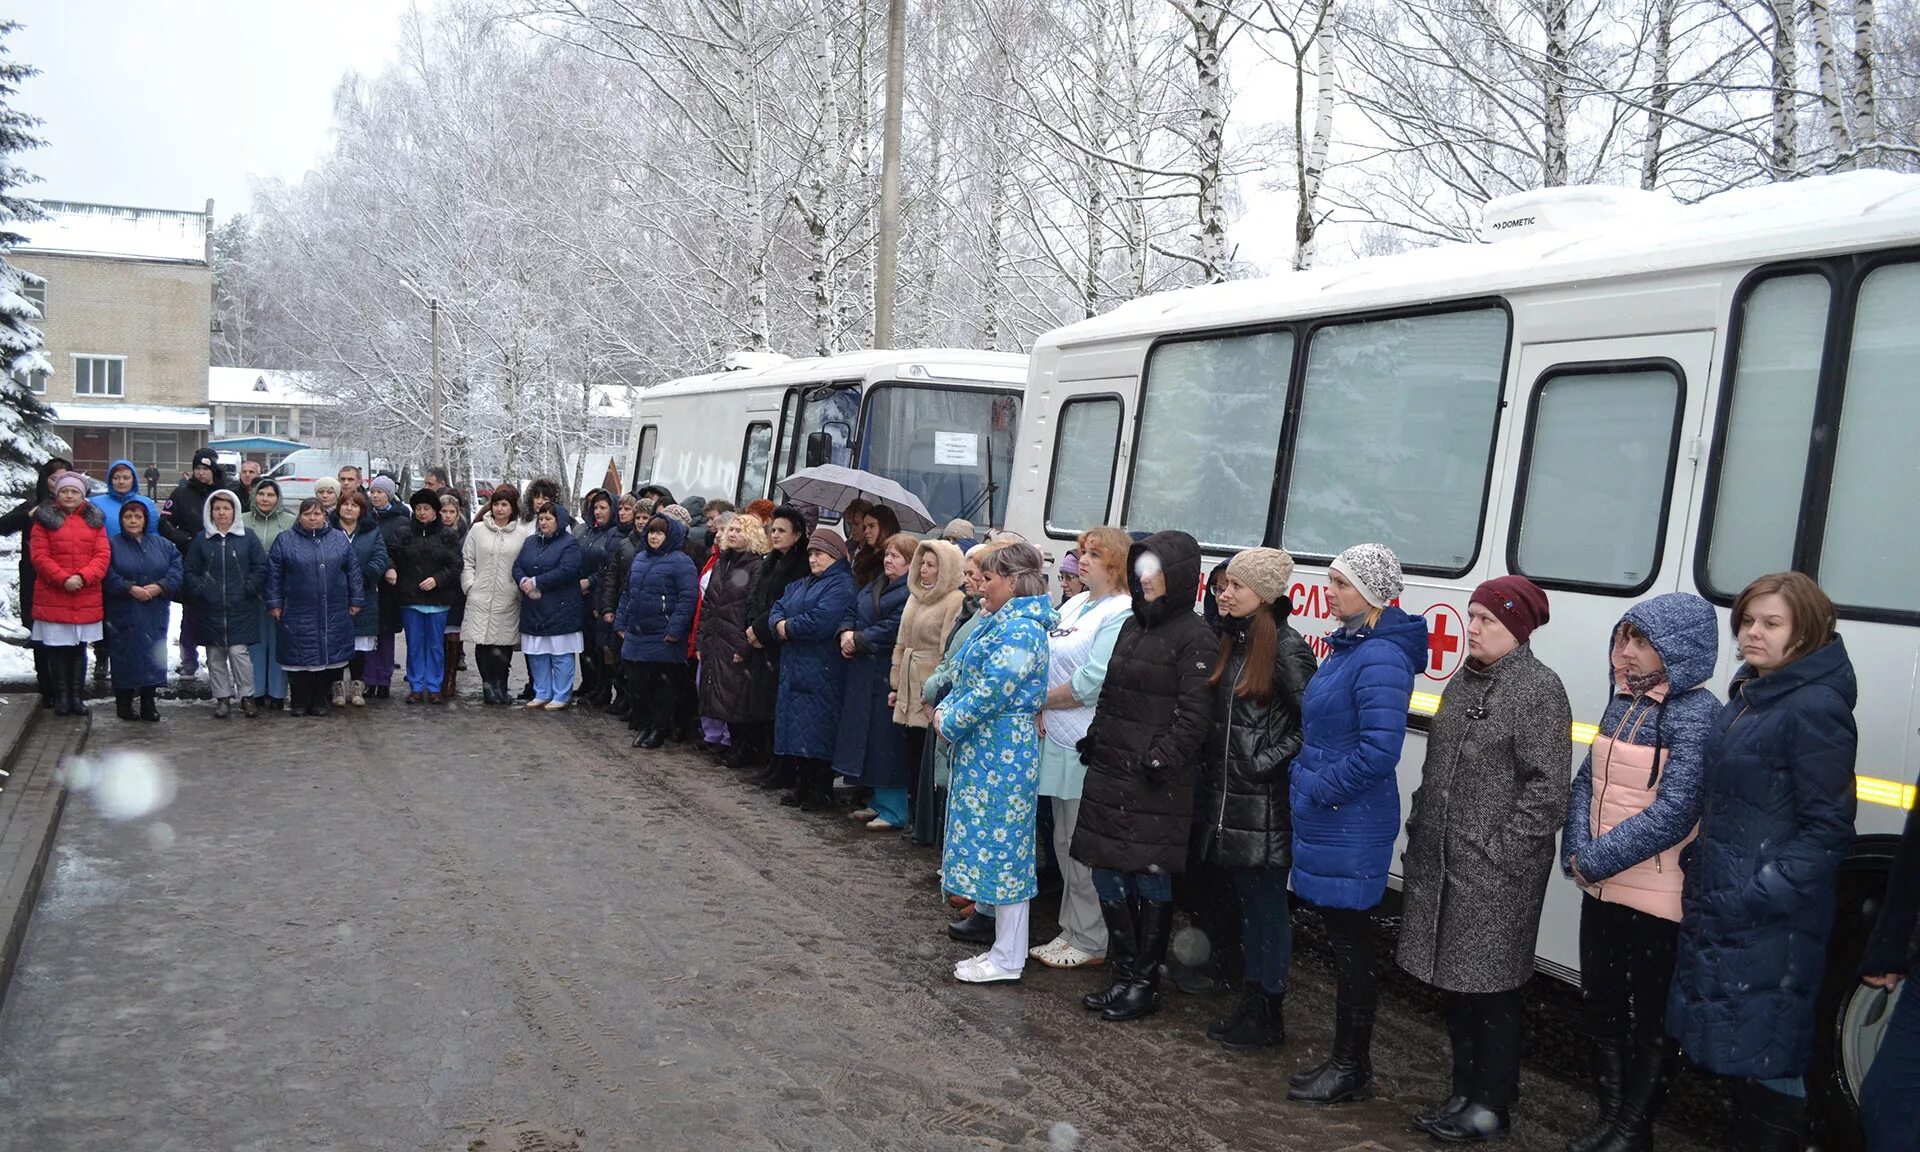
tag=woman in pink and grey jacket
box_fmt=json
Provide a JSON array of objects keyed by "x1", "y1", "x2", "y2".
[{"x1": 1560, "y1": 592, "x2": 1719, "y2": 1152}]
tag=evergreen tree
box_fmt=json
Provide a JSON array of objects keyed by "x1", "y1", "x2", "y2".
[{"x1": 0, "y1": 20, "x2": 57, "y2": 494}]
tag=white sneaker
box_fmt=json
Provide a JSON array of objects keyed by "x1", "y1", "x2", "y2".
[
  {"x1": 348, "y1": 680, "x2": 366, "y2": 707},
  {"x1": 849, "y1": 807, "x2": 878, "y2": 821},
  {"x1": 866, "y1": 817, "x2": 898, "y2": 830},
  {"x1": 954, "y1": 955, "x2": 1023, "y2": 984},
  {"x1": 543, "y1": 699, "x2": 569, "y2": 711},
  {"x1": 524, "y1": 698, "x2": 547, "y2": 710},
  {"x1": 331, "y1": 679, "x2": 346, "y2": 706}
]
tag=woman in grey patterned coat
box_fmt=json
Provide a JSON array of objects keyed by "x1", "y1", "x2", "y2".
[{"x1": 1396, "y1": 575, "x2": 1571, "y2": 1144}]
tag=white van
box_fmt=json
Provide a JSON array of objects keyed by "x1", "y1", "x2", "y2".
[
  {"x1": 1002, "y1": 170, "x2": 1920, "y2": 1148},
  {"x1": 262, "y1": 449, "x2": 374, "y2": 502}
]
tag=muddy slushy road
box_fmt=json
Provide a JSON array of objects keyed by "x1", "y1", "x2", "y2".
[{"x1": 0, "y1": 696, "x2": 1715, "y2": 1151}]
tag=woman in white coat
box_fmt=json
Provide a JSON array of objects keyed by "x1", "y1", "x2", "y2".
[{"x1": 462, "y1": 483, "x2": 532, "y2": 704}]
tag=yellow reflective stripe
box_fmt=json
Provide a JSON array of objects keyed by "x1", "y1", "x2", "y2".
[
  {"x1": 1407, "y1": 691, "x2": 1597, "y2": 745},
  {"x1": 1858, "y1": 776, "x2": 1917, "y2": 811},
  {"x1": 1572, "y1": 722, "x2": 1599, "y2": 746}
]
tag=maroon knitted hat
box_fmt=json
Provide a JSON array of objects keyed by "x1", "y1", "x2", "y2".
[{"x1": 1470, "y1": 575, "x2": 1550, "y2": 645}]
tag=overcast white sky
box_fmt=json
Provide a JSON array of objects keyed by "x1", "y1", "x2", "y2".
[{"x1": 12, "y1": 0, "x2": 433, "y2": 222}]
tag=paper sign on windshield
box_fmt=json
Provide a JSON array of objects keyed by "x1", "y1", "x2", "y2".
[{"x1": 933, "y1": 431, "x2": 979, "y2": 466}]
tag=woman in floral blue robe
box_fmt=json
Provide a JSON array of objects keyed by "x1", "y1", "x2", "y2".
[{"x1": 935, "y1": 542, "x2": 1055, "y2": 984}]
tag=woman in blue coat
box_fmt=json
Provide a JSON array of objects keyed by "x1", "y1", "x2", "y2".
[
  {"x1": 1667, "y1": 572, "x2": 1857, "y2": 1151},
  {"x1": 102, "y1": 500, "x2": 180, "y2": 721},
  {"x1": 335, "y1": 490, "x2": 393, "y2": 708},
  {"x1": 1287, "y1": 543, "x2": 1426, "y2": 1105},
  {"x1": 514, "y1": 504, "x2": 585, "y2": 710},
  {"x1": 616, "y1": 513, "x2": 698, "y2": 745},
  {"x1": 267, "y1": 498, "x2": 365, "y2": 718},
  {"x1": 767, "y1": 528, "x2": 858, "y2": 810},
  {"x1": 834, "y1": 533, "x2": 915, "y2": 829}
]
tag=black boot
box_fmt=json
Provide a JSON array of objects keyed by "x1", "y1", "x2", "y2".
[
  {"x1": 34, "y1": 645, "x2": 55, "y2": 708},
  {"x1": 1288, "y1": 1001, "x2": 1374, "y2": 1103},
  {"x1": 49, "y1": 648, "x2": 79, "y2": 715},
  {"x1": 1082, "y1": 899, "x2": 1139, "y2": 1011},
  {"x1": 115, "y1": 691, "x2": 139, "y2": 721},
  {"x1": 946, "y1": 911, "x2": 996, "y2": 944},
  {"x1": 1566, "y1": 1037, "x2": 1631, "y2": 1152},
  {"x1": 1101, "y1": 899, "x2": 1172, "y2": 1021},
  {"x1": 1726, "y1": 1079, "x2": 1805, "y2": 1152},
  {"x1": 1587, "y1": 1043, "x2": 1678, "y2": 1152},
  {"x1": 1427, "y1": 1102, "x2": 1511, "y2": 1144},
  {"x1": 139, "y1": 687, "x2": 162, "y2": 721},
  {"x1": 1215, "y1": 988, "x2": 1285, "y2": 1050},
  {"x1": 1207, "y1": 985, "x2": 1262, "y2": 1041},
  {"x1": 67, "y1": 647, "x2": 90, "y2": 715}
]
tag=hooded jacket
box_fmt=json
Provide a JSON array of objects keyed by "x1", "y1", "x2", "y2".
[
  {"x1": 1289, "y1": 603, "x2": 1428, "y2": 910},
  {"x1": 515, "y1": 516, "x2": 586, "y2": 638},
  {"x1": 890, "y1": 540, "x2": 966, "y2": 728},
  {"x1": 1071, "y1": 530, "x2": 1218, "y2": 875},
  {"x1": 831, "y1": 572, "x2": 913, "y2": 788},
  {"x1": 1196, "y1": 597, "x2": 1320, "y2": 870},
  {"x1": 241, "y1": 501, "x2": 296, "y2": 556},
  {"x1": 694, "y1": 543, "x2": 764, "y2": 723},
  {"x1": 160, "y1": 457, "x2": 245, "y2": 549},
  {"x1": 267, "y1": 520, "x2": 364, "y2": 669},
  {"x1": 28, "y1": 498, "x2": 111, "y2": 626},
  {"x1": 574, "y1": 491, "x2": 622, "y2": 621},
  {"x1": 1562, "y1": 593, "x2": 1720, "y2": 918},
  {"x1": 615, "y1": 516, "x2": 698, "y2": 662},
  {"x1": 89, "y1": 459, "x2": 160, "y2": 539},
  {"x1": 461, "y1": 514, "x2": 532, "y2": 647},
  {"x1": 183, "y1": 491, "x2": 267, "y2": 647},
  {"x1": 1668, "y1": 636, "x2": 1859, "y2": 1079},
  {"x1": 767, "y1": 554, "x2": 858, "y2": 759},
  {"x1": 102, "y1": 521, "x2": 181, "y2": 690}
]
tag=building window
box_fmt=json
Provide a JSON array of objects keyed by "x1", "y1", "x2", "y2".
[
  {"x1": 15, "y1": 367, "x2": 47, "y2": 393},
  {"x1": 299, "y1": 409, "x2": 316, "y2": 438},
  {"x1": 224, "y1": 407, "x2": 289, "y2": 437},
  {"x1": 73, "y1": 355, "x2": 126, "y2": 397},
  {"x1": 21, "y1": 277, "x2": 44, "y2": 319}
]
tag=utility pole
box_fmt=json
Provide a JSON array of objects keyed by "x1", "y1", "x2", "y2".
[
  {"x1": 428, "y1": 298, "x2": 442, "y2": 474},
  {"x1": 873, "y1": 0, "x2": 906, "y2": 348}
]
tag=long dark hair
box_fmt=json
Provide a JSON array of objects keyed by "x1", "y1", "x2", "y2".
[
  {"x1": 853, "y1": 504, "x2": 903, "y2": 586},
  {"x1": 1210, "y1": 606, "x2": 1280, "y2": 702}
]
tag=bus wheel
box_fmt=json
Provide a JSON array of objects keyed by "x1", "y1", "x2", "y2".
[{"x1": 1811, "y1": 869, "x2": 1892, "y2": 1152}]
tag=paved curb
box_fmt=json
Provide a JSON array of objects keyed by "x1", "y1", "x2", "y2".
[{"x1": 0, "y1": 703, "x2": 85, "y2": 1016}]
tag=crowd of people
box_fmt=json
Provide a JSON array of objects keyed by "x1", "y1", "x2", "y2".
[{"x1": 4, "y1": 447, "x2": 1916, "y2": 1152}]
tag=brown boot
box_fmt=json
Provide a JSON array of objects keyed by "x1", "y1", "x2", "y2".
[{"x1": 442, "y1": 636, "x2": 460, "y2": 697}]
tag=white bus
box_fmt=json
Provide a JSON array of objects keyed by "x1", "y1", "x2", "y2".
[
  {"x1": 622, "y1": 349, "x2": 1027, "y2": 529},
  {"x1": 1003, "y1": 170, "x2": 1920, "y2": 1146}
]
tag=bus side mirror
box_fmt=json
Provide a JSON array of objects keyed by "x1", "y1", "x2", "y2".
[{"x1": 804, "y1": 432, "x2": 833, "y2": 468}]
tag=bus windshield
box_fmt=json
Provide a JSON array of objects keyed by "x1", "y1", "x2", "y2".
[{"x1": 859, "y1": 384, "x2": 1021, "y2": 528}]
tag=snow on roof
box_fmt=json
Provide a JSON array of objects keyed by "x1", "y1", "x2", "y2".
[
  {"x1": 589, "y1": 383, "x2": 633, "y2": 418},
  {"x1": 1047, "y1": 170, "x2": 1920, "y2": 349},
  {"x1": 643, "y1": 348, "x2": 1029, "y2": 400},
  {"x1": 16, "y1": 200, "x2": 210, "y2": 265},
  {"x1": 207, "y1": 366, "x2": 333, "y2": 407},
  {"x1": 51, "y1": 403, "x2": 211, "y2": 430}
]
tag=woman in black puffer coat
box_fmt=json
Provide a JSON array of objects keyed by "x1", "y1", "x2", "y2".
[
  {"x1": 739, "y1": 506, "x2": 813, "y2": 783},
  {"x1": 388, "y1": 489, "x2": 464, "y2": 702},
  {"x1": 1196, "y1": 547, "x2": 1317, "y2": 1052},
  {"x1": 1072, "y1": 529, "x2": 1217, "y2": 1023}
]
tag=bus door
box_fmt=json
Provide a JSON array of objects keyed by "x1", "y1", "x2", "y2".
[{"x1": 1490, "y1": 330, "x2": 1716, "y2": 977}]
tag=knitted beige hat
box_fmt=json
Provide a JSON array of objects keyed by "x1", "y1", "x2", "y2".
[{"x1": 1226, "y1": 547, "x2": 1295, "y2": 605}]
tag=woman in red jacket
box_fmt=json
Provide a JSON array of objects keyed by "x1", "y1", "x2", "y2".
[{"x1": 30, "y1": 472, "x2": 111, "y2": 715}]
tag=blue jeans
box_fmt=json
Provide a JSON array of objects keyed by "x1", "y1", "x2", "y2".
[
  {"x1": 1092, "y1": 867, "x2": 1173, "y2": 904},
  {"x1": 1862, "y1": 969, "x2": 1920, "y2": 1152},
  {"x1": 1233, "y1": 867, "x2": 1293, "y2": 995},
  {"x1": 249, "y1": 605, "x2": 287, "y2": 699},
  {"x1": 869, "y1": 786, "x2": 908, "y2": 827},
  {"x1": 527, "y1": 652, "x2": 576, "y2": 704},
  {"x1": 401, "y1": 608, "x2": 447, "y2": 692}
]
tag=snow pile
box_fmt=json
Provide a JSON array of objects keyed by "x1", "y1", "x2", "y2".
[{"x1": 207, "y1": 366, "x2": 332, "y2": 407}]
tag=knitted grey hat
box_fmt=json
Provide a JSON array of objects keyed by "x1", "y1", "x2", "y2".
[
  {"x1": 1226, "y1": 547, "x2": 1295, "y2": 606},
  {"x1": 1329, "y1": 542, "x2": 1403, "y2": 609}
]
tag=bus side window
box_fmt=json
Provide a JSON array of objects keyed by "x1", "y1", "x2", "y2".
[
  {"x1": 737, "y1": 422, "x2": 773, "y2": 506},
  {"x1": 1280, "y1": 306, "x2": 1509, "y2": 574},
  {"x1": 1126, "y1": 330, "x2": 1292, "y2": 548},
  {"x1": 1819, "y1": 261, "x2": 1920, "y2": 614},
  {"x1": 1701, "y1": 274, "x2": 1830, "y2": 595},
  {"x1": 1045, "y1": 397, "x2": 1122, "y2": 537},
  {"x1": 1511, "y1": 365, "x2": 1682, "y2": 593}
]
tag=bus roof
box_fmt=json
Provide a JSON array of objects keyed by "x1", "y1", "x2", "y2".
[
  {"x1": 1040, "y1": 170, "x2": 1920, "y2": 350},
  {"x1": 642, "y1": 348, "x2": 1029, "y2": 399}
]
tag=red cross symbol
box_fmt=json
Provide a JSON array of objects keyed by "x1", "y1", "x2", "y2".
[{"x1": 1423, "y1": 604, "x2": 1463, "y2": 681}]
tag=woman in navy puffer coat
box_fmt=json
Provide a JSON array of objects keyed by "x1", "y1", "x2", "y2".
[
  {"x1": 1667, "y1": 572, "x2": 1857, "y2": 1151},
  {"x1": 768, "y1": 530, "x2": 858, "y2": 808},
  {"x1": 514, "y1": 505, "x2": 584, "y2": 708},
  {"x1": 616, "y1": 513, "x2": 698, "y2": 746},
  {"x1": 267, "y1": 498, "x2": 365, "y2": 717},
  {"x1": 1286, "y1": 543, "x2": 1426, "y2": 1106},
  {"x1": 102, "y1": 500, "x2": 181, "y2": 719}
]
